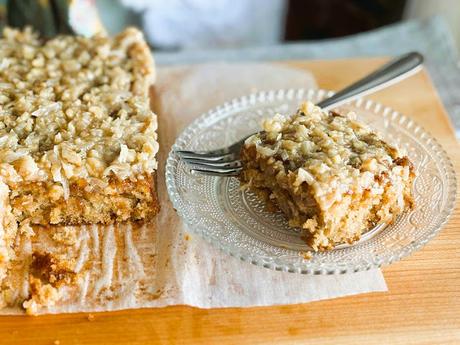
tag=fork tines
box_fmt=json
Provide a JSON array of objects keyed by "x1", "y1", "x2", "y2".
[
  {"x1": 175, "y1": 150, "x2": 242, "y2": 176},
  {"x1": 175, "y1": 136, "x2": 248, "y2": 177}
]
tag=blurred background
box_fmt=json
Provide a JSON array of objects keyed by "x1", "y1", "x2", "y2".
[
  {"x1": 86, "y1": 0, "x2": 455, "y2": 56},
  {"x1": 102, "y1": 0, "x2": 459, "y2": 54},
  {"x1": 1, "y1": 0, "x2": 459, "y2": 53}
]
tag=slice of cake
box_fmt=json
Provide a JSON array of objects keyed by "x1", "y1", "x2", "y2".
[
  {"x1": 239, "y1": 102, "x2": 414, "y2": 251},
  {"x1": 0, "y1": 27, "x2": 159, "y2": 284}
]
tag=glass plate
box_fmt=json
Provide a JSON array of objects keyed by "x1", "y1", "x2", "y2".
[{"x1": 166, "y1": 89, "x2": 456, "y2": 274}]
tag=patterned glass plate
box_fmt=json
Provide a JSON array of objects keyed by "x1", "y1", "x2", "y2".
[{"x1": 166, "y1": 89, "x2": 456, "y2": 274}]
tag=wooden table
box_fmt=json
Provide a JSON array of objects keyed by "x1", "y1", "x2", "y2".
[{"x1": 2, "y1": 58, "x2": 459, "y2": 345}]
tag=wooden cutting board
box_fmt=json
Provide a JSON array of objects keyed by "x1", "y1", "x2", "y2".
[{"x1": 2, "y1": 58, "x2": 459, "y2": 345}]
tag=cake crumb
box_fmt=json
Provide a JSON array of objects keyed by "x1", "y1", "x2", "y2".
[
  {"x1": 54, "y1": 340, "x2": 60, "y2": 345},
  {"x1": 184, "y1": 234, "x2": 191, "y2": 241},
  {"x1": 301, "y1": 251, "x2": 313, "y2": 260},
  {"x1": 87, "y1": 313, "x2": 95, "y2": 321}
]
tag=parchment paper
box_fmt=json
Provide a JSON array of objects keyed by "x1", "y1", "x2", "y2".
[{"x1": 3, "y1": 63, "x2": 386, "y2": 314}]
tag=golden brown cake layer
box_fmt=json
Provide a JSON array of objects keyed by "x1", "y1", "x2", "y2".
[{"x1": 9, "y1": 173, "x2": 159, "y2": 226}]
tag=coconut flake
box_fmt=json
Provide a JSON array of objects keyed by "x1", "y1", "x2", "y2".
[
  {"x1": 31, "y1": 102, "x2": 61, "y2": 117},
  {"x1": 295, "y1": 168, "x2": 315, "y2": 186}
]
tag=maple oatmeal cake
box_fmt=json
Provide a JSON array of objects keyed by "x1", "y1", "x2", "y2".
[
  {"x1": 239, "y1": 102, "x2": 414, "y2": 251},
  {"x1": 0, "y1": 27, "x2": 160, "y2": 282}
]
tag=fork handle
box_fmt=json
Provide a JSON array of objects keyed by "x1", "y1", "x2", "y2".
[{"x1": 317, "y1": 52, "x2": 424, "y2": 111}]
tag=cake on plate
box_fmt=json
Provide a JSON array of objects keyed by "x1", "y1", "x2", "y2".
[{"x1": 239, "y1": 101, "x2": 414, "y2": 251}]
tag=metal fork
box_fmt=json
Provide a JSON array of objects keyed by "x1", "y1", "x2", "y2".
[{"x1": 176, "y1": 52, "x2": 424, "y2": 176}]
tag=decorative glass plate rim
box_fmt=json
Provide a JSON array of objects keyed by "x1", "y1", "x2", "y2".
[{"x1": 165, "y1": 88, "x2": 457, "y2": 274}]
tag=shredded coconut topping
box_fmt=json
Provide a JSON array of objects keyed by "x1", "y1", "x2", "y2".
[{"x1": 0, "y1": 27, "x2": 158, "y2": 188}]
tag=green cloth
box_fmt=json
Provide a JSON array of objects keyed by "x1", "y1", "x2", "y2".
[{"x1": 6, "y1": 0, "x2": 73, "y2": 37}]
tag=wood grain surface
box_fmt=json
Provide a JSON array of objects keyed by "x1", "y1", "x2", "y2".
[{"x1": 2, "y1": 58, "x2": 459, "y2": 345}]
